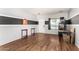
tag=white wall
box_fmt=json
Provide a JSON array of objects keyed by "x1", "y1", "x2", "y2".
[
  {"x1": 36, "y1": 12, "x2": 68, "y2": 34},
  {"x1": 67, "y1": 24, "x2": 79, "y2": 48},
  {"x1": 0, "y1": 9, "x2": 38, "y2": 46},
  {"x1": 47, "y1": 12, "x2": 68, "y2": 34},
  {"x1": 72, "y1": 25, "x2": 79, "y2": 48},
  {"x1": 37, "y1": 15, "x2": 46, "y2": 33},
  {"x1": 36, "y1": 15, "x2": 58, "y2": 34},
  {"x1": 70, "y1": 15, "x2": 79, "y2": 48},
  {"x1": 0, "y1": 25, "x2": 38, "y2": 46},
  {"x1": 69, "y1": 8, "x2": 79, "y2": 48}
]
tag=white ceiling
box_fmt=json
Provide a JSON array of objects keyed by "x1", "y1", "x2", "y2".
[
  {"x1": 0, "y1": 8, "x2": 70, "y2": 15},
  {"x1": 0, "y1": 8, "x2": 70, "y2": 19},
  {"x1": 27, "y1": 8, "x2": 70, "y2": 15}
]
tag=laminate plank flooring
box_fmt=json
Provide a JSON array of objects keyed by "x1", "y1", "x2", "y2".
[{"x1": 0, "y1": 33, "x2": 79, "y2": 51}]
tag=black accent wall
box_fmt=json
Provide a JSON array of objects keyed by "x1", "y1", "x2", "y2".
[
  {"x1": 28, "y1": 20, "x2": 38, "y2": 25},
  {"x1": 0, "y1": 16, "x2": 22, "y2": 24},
  {"x1": 65, "y1": 19, "x2": 72, "y2": 24},
  {"x1": 45, "y1": 18, "x2": 51, "y2": 30},
  {"x1": 0, "y1": 16, "x2": 38, "y2": 25},
  {"x1": 45, "y1": 21, "x2": 49, "y2": 24},
  {"x1": 48, "y1": 18, "x2": 51, "y2": 30}
]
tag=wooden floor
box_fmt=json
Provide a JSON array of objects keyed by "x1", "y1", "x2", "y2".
[{"x1": 0, "y1": 33, "x2": 79, "y2": 51}]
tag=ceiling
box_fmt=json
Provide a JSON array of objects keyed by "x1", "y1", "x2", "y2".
[
  {"x1": 27, "y1": 8, "x2": 70, "y2": 15},
  {"x1": 0, "y1": 8, "x2": 70, "y2": 19},
  {"x1": 0, "y1": 8, "x2": 70, "y2": 15}
]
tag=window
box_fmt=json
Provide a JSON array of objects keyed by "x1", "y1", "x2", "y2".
[{"x1": 50, "y1": 18, "x2": 60, "y2": 29}]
